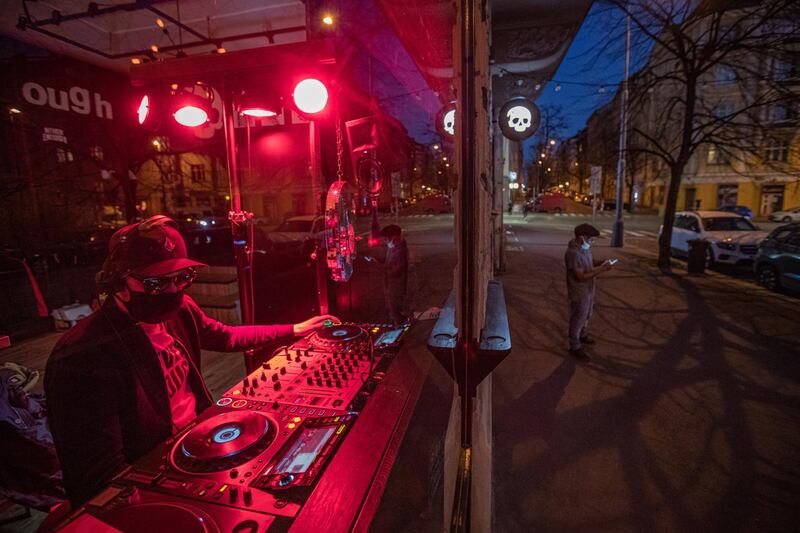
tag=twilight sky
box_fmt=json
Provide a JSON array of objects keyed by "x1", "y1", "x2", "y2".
[{"x1": 524, "y1": 2, "x2": 651, "y2": 160}]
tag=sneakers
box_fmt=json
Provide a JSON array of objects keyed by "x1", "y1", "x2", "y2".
[
  {"x1": 580, "y1": 336, "x2": 596, "y2": 345},
  {"x1": 568, "y1": 347, "x2": 591, "y2": 361}
]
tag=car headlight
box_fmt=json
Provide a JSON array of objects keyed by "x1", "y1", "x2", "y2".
[{"x1": 717, "y1": 242, "x2": 736, "y2": 251}]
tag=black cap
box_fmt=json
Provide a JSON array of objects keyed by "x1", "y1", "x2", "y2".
[
  {"x1": 574, "y1": 223, "x2": 600, "y2": 238},
  {"x1": 104, "y1": 215, "x2": 206, "y2": 278}
]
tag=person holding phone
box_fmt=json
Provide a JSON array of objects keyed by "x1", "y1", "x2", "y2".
[{"x1": 564, "y1": 223, "x2": 616, "y2": 361}]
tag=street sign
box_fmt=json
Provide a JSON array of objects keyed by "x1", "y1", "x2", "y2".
[{"x1": 590, "y1": 166, "x2": 602, "y2": 195}]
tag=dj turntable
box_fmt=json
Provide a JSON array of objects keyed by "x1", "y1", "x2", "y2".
[
  {"x1": 306, "y1": 324, "x2": 368, "y2": 349},
  {"x1": 51, "y1": 323, "x2": 408, "y2": 533}
]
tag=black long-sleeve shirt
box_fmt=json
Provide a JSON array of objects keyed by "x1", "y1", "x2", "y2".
[{"x1": 44, "y1": 295, "x2": 293, "y2": 506}]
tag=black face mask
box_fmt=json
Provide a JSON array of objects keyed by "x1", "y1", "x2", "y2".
[{"x1": 122, "y1": 291, "x2": 185, "y2": 324}]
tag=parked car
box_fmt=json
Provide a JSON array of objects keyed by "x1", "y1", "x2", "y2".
[
  {"x1": 717, "y1": 205, "x2": 754, "y2": 219},
  {"x1": 531, "y1": 193, "x2": 567, "y2": 214},
  {"x1": 754, "y1": 223, "x2": 800, "y2": 292},
  {"x1": 268, "y1": 215, "x2": 326, "y2": 259},
  {"x1": 768, "y1": 207, "x2": 800, "y2": 223},
  {"x1": 416, "y1": 194, "x2": 451, "y2": 214},
  {"x1": 661, "y1": 210, "x2": 769, "y2": 267}
]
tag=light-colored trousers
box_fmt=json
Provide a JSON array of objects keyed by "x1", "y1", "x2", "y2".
[{"x1": 568, "y1": 293, "x2": 594, "y2": 350}]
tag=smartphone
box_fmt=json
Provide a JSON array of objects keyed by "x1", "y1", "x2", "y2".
[{"x1": 608, "y1": 258, "x2": 618, "y2": 265}]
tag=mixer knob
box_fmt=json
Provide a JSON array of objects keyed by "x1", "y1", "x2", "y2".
[
  {"x1": 271, "y1": 373, "x2": 279, "y2": 382},
  {"x1": 326, "y1": 379, "x2": 332, "y2": 387},
  {"x1": 323, "y1": 371, "x2": 329, "y2": 378},
  {"x1": 314, "y1": 370, "x2": 320, "y2": 377},
  {"x1": 229, "y1": 487, "x2": 239, "y2": 502},
  {"x1": 260, "y1": 372, "x2": 266, "y2": 381},
  {"x1": 300, "y1": 362, "x2": 307, "y2": 370},
  {"x1": 335, "y1": 380, "x2": 342, "y2": 388},
  {"x1": 230, "y1": 469, "x2": 239, "y2": 479},
  {"x1": 331, "y1": 372, "x2": 338, "y2": 380},
  {"x1": 316, "y1": 378, "x2": 323, "y2": 386},
  {"x1": 243, "y1": 489, "x2": 252, "y2": 506},
  {"x1": 321, "y1": 363, "x2": 327, "y2": 371},
  {"x1": 272, "y1": 401, "x2": 280, "y2": 409},
  {"x1": 307, "y1": 377, "x2": 313, "y2": 385},
  {"x1": 327, "y1": 357, "x2": 333, "y2": 365},
  {"x1": 262, "y1": 362, "x2": 271, "y2": 370},
  {"x1": 280, "y1": 367, "x2": 286, "y2": 375},
  {"x1": 286, "y1": 353, "x2": 291, "y2": 361},
  {"x1": 251, "y1": 379, "x2": 258, "y2": 389},
  {"x1": 273, "y1": 382, "x2": 281, "y2": 391},
  {"x1": 295, "y1": 355, "x2": 302, "y2": 363},
  {"x1": 242, "y1": 379, "x2": 248, "y2": 387}
]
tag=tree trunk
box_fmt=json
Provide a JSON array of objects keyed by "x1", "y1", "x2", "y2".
[
  {"x1": 658, "y1": 164, "x2": 683, "y2": 268},
  {"x1": 657, "y1": 74, "x2": 698, "y2": 269}
]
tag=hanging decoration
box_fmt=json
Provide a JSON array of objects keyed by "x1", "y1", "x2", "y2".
[{"x1": 499, "y1": 97, "x2": 539, "y2": 141}]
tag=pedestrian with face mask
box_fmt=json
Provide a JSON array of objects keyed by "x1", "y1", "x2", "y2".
[
  {"x1": 44, "y1": 216, "x2": 338, "y2": 506},
  {"x1": 564, "y1": 223, "x2": 615, "y2": 361},
  {"x1": 366, "y1": 225, "x2": 409, "y2": 327}
]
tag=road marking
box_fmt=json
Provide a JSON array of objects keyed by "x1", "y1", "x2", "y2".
[
  {"x1": 640, "y1": 230, "x2": 659, "y2": 237},
  {"x1": 627, "y1": 231, "x2": 645, "y2": 237},
  {"x1": 507, "y1": 245, "x2": 524, "y2": 252},
  {"x1": 600, "y1": 229, "x2": 612, "y2": 235}
]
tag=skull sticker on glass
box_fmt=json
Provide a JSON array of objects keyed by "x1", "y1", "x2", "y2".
[
  {"x1": 443, "y1": 109, "x2": 455, "y2": 136},
  {"x1": 506, "y1": 105, "x2": 532, "y2": 133},
  {"x1": 499, "y1": 98, "x2": 539, "y2": 141}
]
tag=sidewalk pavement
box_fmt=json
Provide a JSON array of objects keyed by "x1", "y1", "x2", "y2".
[{"x1": 492, "y1": 226, "x2": 800, "y2": 532}]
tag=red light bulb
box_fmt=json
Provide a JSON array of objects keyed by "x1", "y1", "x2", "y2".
[
  {"x1": 293, "y1": 79, "x2": 328, "y2": 114},
  {"x1": 241, "y1": 108, "x2": 277, "y2": 118},
  {"x1": 173, "y1": 105, "x2": 209, "y2": 127},
  {"x1": 137, "y1": 95, "x2": 150, "y2": 125}
]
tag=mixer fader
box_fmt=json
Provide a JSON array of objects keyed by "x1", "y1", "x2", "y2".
[{"x1": 224, "y1": 324, "x2": 395, "y2": 412}]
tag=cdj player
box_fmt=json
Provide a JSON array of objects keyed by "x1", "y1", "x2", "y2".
[{"x1": 50, "y1": 323, "x2": 408, "y2": 533}]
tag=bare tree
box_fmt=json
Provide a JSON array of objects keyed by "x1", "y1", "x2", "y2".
[
  {"x1": 601, "y1": 0, "x2": 800, "y2": 268},
  {"x1": 528, "y1": 104, "x2": 568, "y2": 192}
]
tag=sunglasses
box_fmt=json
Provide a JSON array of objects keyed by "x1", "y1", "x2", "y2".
[{"x1": 129, "y1": 267, "x2": 197, "y2": 295}]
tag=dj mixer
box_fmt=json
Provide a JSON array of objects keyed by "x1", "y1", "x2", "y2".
[{"x1": 52, "y1": 323, "x2": 408, "y2": 533}]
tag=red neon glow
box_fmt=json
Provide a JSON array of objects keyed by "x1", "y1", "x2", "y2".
[
  {"x1": 241, "y1": 108, "x2": 277, "y2": 118},
  {"x1": 293, "y1": 79, "x2": 328, "y2": 114},
  {"x1": 173, "y1": 105, "x2": 209, "y2": 127},
  {"x1": 137, "y1": 95, "x2": 150, "y2": 125}
]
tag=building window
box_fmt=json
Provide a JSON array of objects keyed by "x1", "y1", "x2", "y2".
[
  {"x1": 56, "y1": 146, "x2": 74, "y2": 163},
  {"x1": 765, "y1": 103, "x2": 796, "y2": 123},
  {"x1": 153, "y1": 137, "x2": 169, "y2": 152},
  {"x1": 714, "y1": 66, "x2": 736, "y2": 85},
  {"x1": 771, "y1": 57, "x2": 798, "y2": 81},
  {"x1": 707, "y1": 145, "x2": 729, "y2": 165},
  {"x1": 90, "y1": 145, "x2": 104, "y2": 161},
  {"x1": 190, "y1": 164, "x2": 205, "y2": 183},
  {"x1": 764, "y1": 139, "x2": 789, "y2": 162},
  {"x1": 292, "y1": 193, "x2": 307, "y2": 215},
  {"x1": 713, "y1": 102, "x2": 734, "y2": 120},
  {"x1": 717, "y1": 184, "x2": 738, "y2": 206}
]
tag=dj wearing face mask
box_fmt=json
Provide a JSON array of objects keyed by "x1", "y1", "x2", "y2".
[
  {"x1": 564, "y1": 223, "x2": 615, "y2": 361},
  {"x1": 45, "y1": 216, "x2": 338, "y2": 506}
]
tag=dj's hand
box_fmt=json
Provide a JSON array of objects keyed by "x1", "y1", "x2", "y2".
[{"x1": 293, "y1": 315, "x2": 341, "y2": 336}]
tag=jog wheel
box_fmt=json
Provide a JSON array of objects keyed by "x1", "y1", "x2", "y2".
[
  {"x1": 103, "y1": 502, "x2": 220, "y2": 533},
  {"x1": 171, "y1": 411, "x2": 275, "y2": 473}
]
